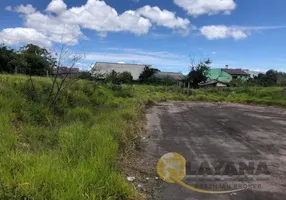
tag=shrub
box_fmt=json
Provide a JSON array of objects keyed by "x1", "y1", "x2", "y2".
[{"x1": 119, "y1": 71, "x2": 133, "y2": 84}]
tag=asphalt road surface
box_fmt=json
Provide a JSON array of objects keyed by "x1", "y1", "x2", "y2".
[{"x1": 144, "y1": 102, "x2": 286, "y2": 200}]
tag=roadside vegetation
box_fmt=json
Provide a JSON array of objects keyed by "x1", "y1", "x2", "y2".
[
  {"x1": 188, "y1": 87, "x2": 286, "y2": 107},
  {"x1": 0, "y1": 75, "x2": 146, "y2": 199},
  {"x1": 136, "y1": 84, "x2": 286, "y2": 107}
]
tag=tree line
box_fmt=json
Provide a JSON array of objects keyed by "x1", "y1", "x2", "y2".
[
  {"x1": 0, "y1": 44, "x2": 56, "y2": 76},
  {"x1": 1, "y1": 44, "x2": 285, "y2": 87},
  {"x1": 92, "y1": 59, "x2": 286, "y2": 88},
  {"x1": 247, "y1": 70, "x2": 286, "y2": 86}
]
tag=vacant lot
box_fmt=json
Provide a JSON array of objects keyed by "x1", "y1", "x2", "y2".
[
  {"x1": 1, "y1": 75, "x2": 285, "y2": 199},
  {"x1": 145, "y1": 102, "x2": 286, "y2": 200}
]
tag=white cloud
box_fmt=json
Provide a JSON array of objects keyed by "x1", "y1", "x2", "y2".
[
  {"x1": 46, "y1": 0, "x2": 67, "y2": 14},
  {"x1": 5, "y1": 4, "x2": 36, "y2": 14},
  {"x1": 75, "y1": 62, "x2": 91, "y2": 70},
  {"x1": 150, "y1": 32, "x2": 170, "y2": 39},
  {"x1": 231, "y1": 25, "x2": 286, "y2": 31},
  {"x1": 173, "y1": 0, "x2": 236, "y2": 16},
  {"x1": 4, "y1": 0, "x2": 286, "y2": 47},
  {"x1": 200, "y1": 25, "x2": 249, "y2": 40},
  {"x1": 58, "y1": 0, "x2": 152, "y2": 35},
  {"x1": 5, "y1": 6, "x2": 12, "y2": 11},
  {"x1": 15, "y1": 4, "x2": 36, "y2": 14},
  {"x1": 231, "y1": 29, "x2": 248, "y2": 40},
  {"x1": 4, "y1": 3, "x2": 82, "y2": 45},
  {"x1": 104, "y1": 47, "x2": 186, "y2": 59},
  {"x1": 117, "y1": 11, "x2": 151, "y2": 35},
  {"x1": 136, "y1": 6, "x2": 190, "y2": 30},
  {"x1": 3, "y1": 0, "x2": 191, "y2": 47},
  {"x1": 200, "y1": 25, "x2": 286, "y2": 40},
  {"x1": 0, "y1": 28, "x2": 52, "y2": 47},
  {"x1": 24, "y1": 11, "x2": 83, "y2": 44}
]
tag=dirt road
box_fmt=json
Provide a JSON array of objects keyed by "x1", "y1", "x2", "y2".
[{"x1": 143, "y1": 102, "x2": 286, "y2": 200}]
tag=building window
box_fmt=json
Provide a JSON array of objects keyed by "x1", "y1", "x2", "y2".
[{"x1": 233, "y1": 76, "x2": 238, "y2": 79}]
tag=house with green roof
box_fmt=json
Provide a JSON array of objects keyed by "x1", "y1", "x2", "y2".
[{"x1": 207, "y1": 68, "x2": 250, "y2": 83}]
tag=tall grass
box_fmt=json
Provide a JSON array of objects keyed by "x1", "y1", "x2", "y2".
[
  {"x1": 187, "y1": 87, "x2": 286, "y2": 107},
  {"x1": 0, "y1": 75, "x2": 143, "y2": 199}
]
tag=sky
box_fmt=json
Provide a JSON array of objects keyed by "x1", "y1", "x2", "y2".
[{"x1": 0, "y1": 0, "x2": 286, "y2": 74}]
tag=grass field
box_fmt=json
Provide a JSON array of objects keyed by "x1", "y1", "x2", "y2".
[
  {"x1": 188, "y1": 86, "x2": 286, "y2": 107},
  {"x1": 0, "y1": 75, "x2": 285, "y2": 199},
  {"x1": 0, "y1": 75, "x2": 146, "y2": 199},
  {"x1": 135, "y1": 84, "x2": 286, "y2": 107}
]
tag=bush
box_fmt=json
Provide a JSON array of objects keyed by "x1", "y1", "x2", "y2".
[
  {"x1": 105, "y1": 70, "x2": 133, "y2": 85},
  {"x1": 119, "y1": 71, "x2": 133, "y2": 84}
]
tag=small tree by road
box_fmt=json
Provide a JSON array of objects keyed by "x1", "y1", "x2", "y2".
[{"x1": 186, "y1": 59, "x2": 211, "y2": 88}]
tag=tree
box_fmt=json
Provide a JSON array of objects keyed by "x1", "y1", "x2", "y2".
[
  {"x1": 0, "y1": 44, "x2": 56, "y2": 76},
  {"x1": 105, "y1": 71, "x2": 133, "y2": 84},
  {"x1": 247, "y1": 69, "x2": 285, "y2": 87},
  {"x1": 20, "y1": 44, "x2": 56, "y2": 76},
  {"x1": 105, "y1": 70, "x2": 121, "y2": 84},
  {"x1": 48, "y1": 52, "x2": 83, "y2": 109},
  {"x1": 7, "y1": 53, "x2": 28, "y2": 74},
  {"x1": 119, "y1": 71, "x2": 133, "y2": 84},
  {"x1": 0, "y1": 45, "x2": 17, "y2": 73},
  {"x1": 265, "y1": 70, "x2": 278, "y2": 84},
  {"x1": 139, "y1": 65, "x2": 160, "y2": 83},
  {"x1": 186, "y1": 59, "x2": 211, "y2": 88}
]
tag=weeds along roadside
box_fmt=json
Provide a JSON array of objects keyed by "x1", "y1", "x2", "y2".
[{"x1": 0, "y1": 75, "x2": 148, "y2": 199}]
